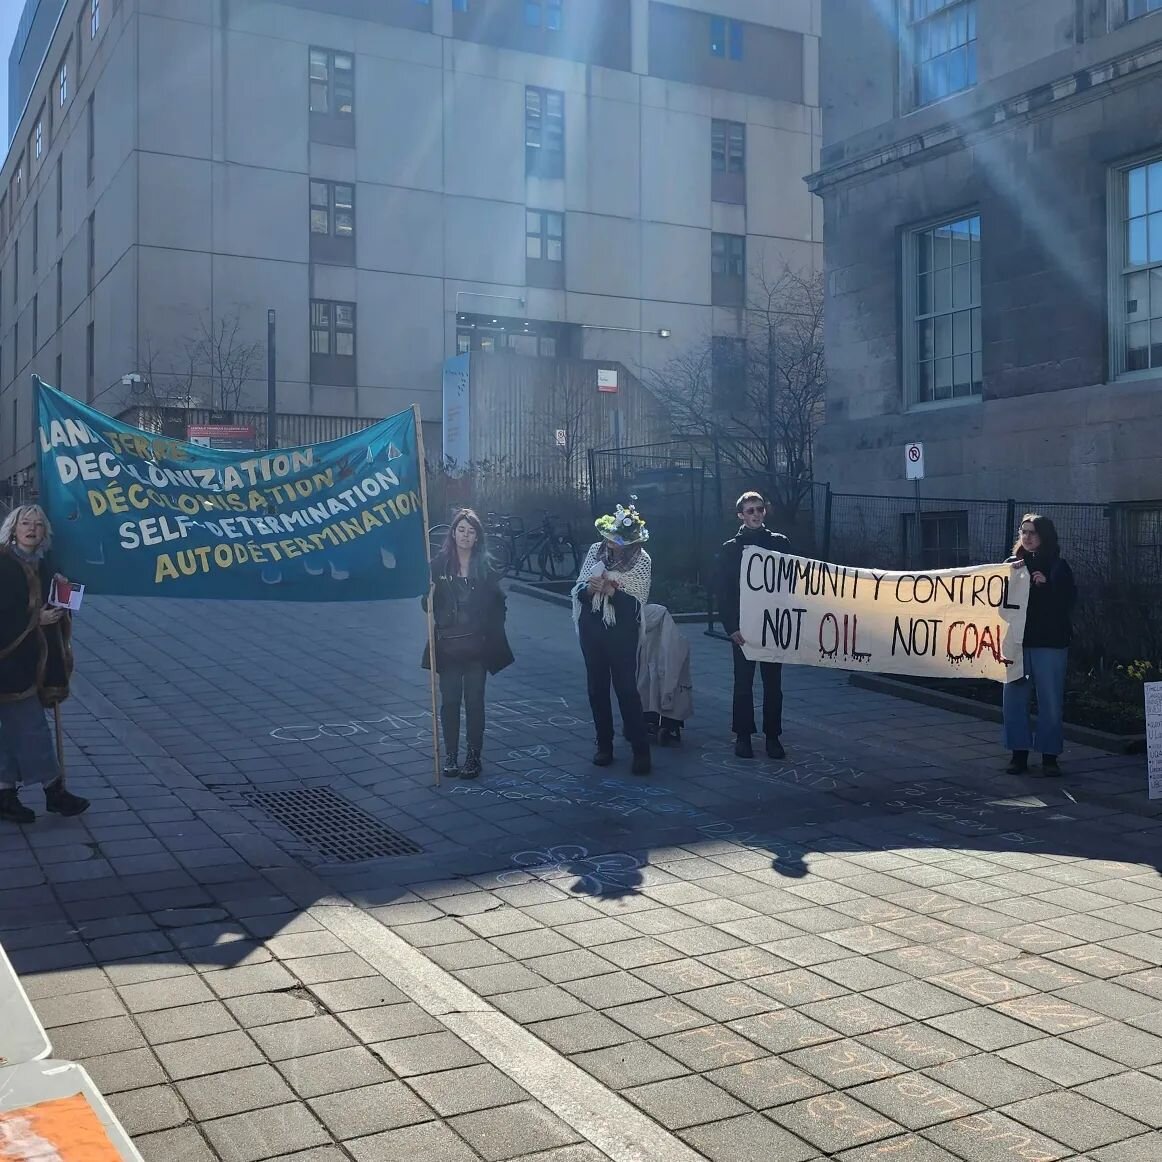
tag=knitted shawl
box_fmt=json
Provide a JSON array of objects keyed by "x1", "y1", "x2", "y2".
[{"x1": 571, "y1": 543, "x2": 652, "y2": 629}]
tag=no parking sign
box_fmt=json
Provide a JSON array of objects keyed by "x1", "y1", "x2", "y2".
[{"x1": 905, "y1": 441, "x2": 925, "y2": 481}]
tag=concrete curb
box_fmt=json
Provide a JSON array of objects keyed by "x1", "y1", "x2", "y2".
[{"x1": 848, "y1": 672, "x2": 1146, "y2": 755}]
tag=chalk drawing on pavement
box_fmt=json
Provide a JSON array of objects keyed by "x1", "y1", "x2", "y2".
[{"x1": 495, "y1": 844, "x2": 643, "y2": 894}]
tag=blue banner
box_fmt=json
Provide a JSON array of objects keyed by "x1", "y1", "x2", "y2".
[{"x1": 36, "y1": 381, "x2": 429, "y2": 601}]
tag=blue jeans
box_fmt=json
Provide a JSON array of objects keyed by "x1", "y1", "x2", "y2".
[{"x1": 1002, "y1": 647, "x2": 1068, "y2": 756}]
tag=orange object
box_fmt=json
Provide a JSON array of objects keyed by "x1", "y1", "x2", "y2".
[{"x1": 0, "y1": 1093, "x2": 121, "y2": 1162}]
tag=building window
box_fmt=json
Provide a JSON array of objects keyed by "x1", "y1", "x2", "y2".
[
  {"x1": 711, "y1": 120, "x2": 745, "y2": 204},
  {"x1": 1115, "y1": 156, "x2": 1162, "y2": 374},
  {"x1": 710, "y1": 16, "x2": 744, "y2": 60},
  {"x1": 59, "y1": 59, "x2": 68, "y2": 107},
  {"x1": 55, "y1": 158, "x2": 62, "y2": 235},
  {"x1": 1127, "y1": 0, "x2": 1162, "y2": 17},
  {"x1": 903, "y1": 511, "x2": 971, "y2": 569},
  {"x1": 525, "y1": 87, "x2": 564, "y2": 179},
  {"x1": 526, "y1": 210, "x2": 564, "y2": 289},
  {"x1": 310, "y1": 300, "x2": 356, "y2": 385},
  {"x1": 12, "y1": 240, "x2": 17, "y2": 305},
  {"x1": 711, "y1": 232, "x2": 746, "y2": 306},
  {"x1": 34, "y1": 120, "x2": 43, "y2": 161},
  {"x1": 91, "y1": 0, "x2": 100, "y2": 39},
  {"x1": 309, "y1": 180, "x2": 355, "y2": 264},
  {"x1": 0, "y1": 196, "x2": 6, "y2": 246},
  {"x1": 14, "y1": 161, "x2": 23, "y2": 204},
  {"x1": 13, "y1": 321, "x2": 19, "y2": 381},
  {"x1": 909, "y1": 0, "x2": 977, "y2": 107},
  {"x1": 309, "y1": 48, "x2": 355, "y2": 146},
  {"x1": 56, "y1": 259, "x2": 63, "y2": 329},
  {"x1": 32, "y1": 294, "x2": 38, "y2": 354},
  {"x1": 86, "y1": 321, "x2": 94, "y2": 401},
  {"x1": 711, "y1": 336, "x2": 747, "y2": 410},
  {"x1": 87, "y1": 212, "x2": 95, "y2": 293},
  {"x1": 55, "y1": 352, "x2": 62, "y2": 392},
  {"x1": 524, "y1": 0, "x2": 563, "y2": 28},
  {"x1": 32, "y1": 201, "x2": 38, "y2": 273},
  {"x1": 904, "y1": 214, "x2": 981, "y2": 406},
  {"x1": 86, "y1": 96, "x2": 94, "y2": 184}
]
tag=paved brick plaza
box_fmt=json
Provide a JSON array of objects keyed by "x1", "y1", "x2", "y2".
[{"x1": 2, "y1": 590, "x2": 1158, "y2": 1161}]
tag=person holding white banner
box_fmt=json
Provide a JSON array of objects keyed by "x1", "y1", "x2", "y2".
[
  {"x1": 718, "y1": 491, "x2": 790, "y2": 760},
  {"x1": 1003, "y1": 513, "x2": 1076, "y2": 776}
]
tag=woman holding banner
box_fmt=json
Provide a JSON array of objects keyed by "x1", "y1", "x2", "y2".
[
  {"x1": 572, "y1": 502, "x2": 652, "y2": 775},
  {"x1": 1003, "y1": 513, "x2": 1076, "y2": 776},
  {"x1": 422, "y1": 509, "x2": 513, "y2": 780},
  {"x1": 0, "y1": 505, "x2": 90, "y2": 824}
]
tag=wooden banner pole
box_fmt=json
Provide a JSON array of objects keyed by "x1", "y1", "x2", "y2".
[
  {"x1": 412, "y1": 405, "x2": 442, "y2": 787},
  {"x1": 53, "y1": 703, "x2": 67, "y2": 787}
]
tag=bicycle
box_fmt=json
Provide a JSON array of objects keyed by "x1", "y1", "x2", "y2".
[{"x1": 501, "y1": 511, "x2": 581, "y2": 580}]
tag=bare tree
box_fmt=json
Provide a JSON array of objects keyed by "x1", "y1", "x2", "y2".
[
  {"x1": 535, "y1": 362, "x2": 591, "y2": 490},
  {"x1": 648, "y1": 263, "x2": 826, "y2": 519},
  {"x1": 122, "y1": 309, "x2": 264, "y2": 425}
]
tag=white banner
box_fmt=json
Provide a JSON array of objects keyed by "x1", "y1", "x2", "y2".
[{"x1": 739, "y1": 550, "x2": 1029, "y2": 683}]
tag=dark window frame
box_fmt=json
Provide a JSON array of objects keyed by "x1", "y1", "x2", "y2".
[
  {"x1": 908, "y1": 0, "x2": 978, "y2": 108},
  {"x1": 711, "y1": 335, "x2": 747, "y2": 411},
  {"x1": 525, "y1": 208, "x2": 565, "y2": 289},
  {"x1": 309, "y1": 47, "x2": 355, "y2": 147},
  {"x1": 309, "y1": 180, "x2": 355, "y2": 265},
  {"x1": 525, "y1": 86, "x2": 565, "y2": 179},
  {"x1": 903, "y1": 510, "x2": 972, "y2": 570},
  {"x1": 87, "y1": 212, "x2": 95, "y2": 293},
  {"x1": 86, "y1": 95, "x2": 94, "y2": 184},
  {"x1": 710, "y1": 14, "x2": 744, "y2": 59},
  {"x1": 310, "y1": 299, "x2": 357, "y2": 386},
  {"x1": 711, "y1": 232, "x2": 746, "y2": 306},
  {"x1": 524, "y1": 0, "x2": 563, "y2": 29},
  {"x1": 85, "y1": 320, "x2": 94, "y2": 401},
  {"x1": 711, "y1": 119, "x2": 746, "y2": 204}
]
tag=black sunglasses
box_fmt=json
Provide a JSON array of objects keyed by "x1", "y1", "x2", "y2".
[{"x1": 742, "y1": 506, "x2": 766, "y2": 515}]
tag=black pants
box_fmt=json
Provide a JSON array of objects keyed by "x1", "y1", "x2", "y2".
[
  {"x1": 440, "y1": 661, "x2": 487, "y2": 756},
  {"x1": 579, "y1": 613, "x2": 648, "y2": 752},
  {"x1": 731, "y1": 643, "x2": 783, "y2": 737}
]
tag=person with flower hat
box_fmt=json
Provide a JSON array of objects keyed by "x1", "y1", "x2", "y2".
[{"x1": 571, "y1": 500, "x2": 652, "y2": 775}]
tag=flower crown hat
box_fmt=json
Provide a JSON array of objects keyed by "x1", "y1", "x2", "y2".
[{"x1": 594, "y1": 499, "x2": 650, "y2": 547}]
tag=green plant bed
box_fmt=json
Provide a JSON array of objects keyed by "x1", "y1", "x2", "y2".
[
  {"x1": 648, "y1": 578, "x2": 709, "y2": 615},
  {"x1": 893, "y1": 668, "x2": 1149, "y2": 735}
]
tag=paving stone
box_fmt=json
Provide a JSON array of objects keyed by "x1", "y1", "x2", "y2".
[
  {"x1": 1064, "y1": 1022, "x2": 1162, "y2": 1067},
  {"x1": 656, "y1": 925, "x2": 747, "y2": 956},
  {"x1": 729, "y1": 1009, "x2": 841, "y2": 1054},
  {"x1": 768, "y1": 1092, "x2": 900, "y2": 1154},
  {"x1": 120, "y1": 974, "x2": 217, "y2": 1013},
  {"x1": 704, "y1": 1055, "x2": 829, "y2": 1108},
  {"x1": 1078, "y1": 1071, "x2": 1162, "y2": 1128},
  {"x1": 678, "y1": 980, "x2": 783, "y2": 1021},
  {"x1": 921, "y1": 1050, "x2": 1055, "y2": 1106},
  {"x1": 490, "y1": 984, "x2": 590, "y2": 1023},
  {"x1": 1053, "y1": 980, "x2": 1162, "y2": 1020},
  {"x1": 250, "y1": 1015, "x2": 356, "y2": 1061},
  {"x1": 225, "y1": 991, "x2": 320, "y2": 1028},
  {"x1": 306, "y1": 977, "x2": 407, "y2": 1011},
  {"x1": 136, "y1": 1000, "x2": 241, "y2": 1044},
  {"x1": 570, "y1": 1040, "x2": 690, "y2": 1088},
  {"x1": 407, "y1": 1063, "x2": 528, "y2": 1117},
  {"x1": 631, "y1": 957, "x2": 732, "y2": 993},
  {"x1": 753, "y1": 968, "x2": 851, "y2": 1007},
  {"x1": 372, "y1": 1031, "x2": 486, "y2": 1076},
  {"x1": 996, "y1": 1037, "x2": 1123, "y2": 1086},
  {"x1": 847, "y1": 1072, "x2": 982, "y2": 1130},
  {"x1": 815, "y1": 957, "x2": 912, "y2": 992},
  {"x1": 34, "y1": 987, "x2": 127, "y2": 1028},
  {"x1": 277, "y1": 1046, "x2": 392, "y2": 1099},
  {"x1": 203, "y1": 1101, "x2": 331, "y2": 1162},
  {"x1": 177, "y1": 1064, "x2": 297, "y2": 1119},
  {"x1": 526, "y1": 1012, "x2": 637, "y2": 1054},
  {"x1": 134, "y1": 1125, "x2": 218, "y2": 1162},
  {"x1": 423, "y1": 940, "x2": 511, "y2": 971},
  {"x1": 310, "y1": 1080, "x2": 434, "y2": 1138},
  {"x1": 1000, "y1": 1091, "x2": 1149, "y2": 1152},
  {"x1": 525, "y1": 949, "x2": 619, "y2": 983},
  {"x1": 490, "y1": 929, "x2": 579, "y2": 959},
  {"x1": 455, "y1": 961, "x2": 548, "y2": 996},
  {"x1": 928, "y1": 967, "x2": 1036, "y2": 1005},
  {"x1": 927, "y1": 1007, "x2": 1044, "y2": 1051},
  {"x1": 108, "y1": 1085, "x2": 190, "y2": 1136},
  {"x1": 607, "y1": 996, "x2": 714, "y2": 1038},
  {"x1": 155, "y1": 1029, "x2": 264, "y2": 1080},
  {"x1": 345, "y1": 1120, "x2": 479, "y2": 1162},
  {"x1": 1086, "y1": 1134, "x2": 1162, "y2": 1162},
  {"x1": 593, "y1": 938, "x2": 681, "y2": 970},
  {"x1": 785, "y1": 1039, "x2": 911, "y2": 1089},
  {"x1": 206, "y1": 962, "x2": 297, "y2": 998},
  {"x1": 678, "y1": 1112, "x2": 819, "y2": 1162},
  {"x1": 82, "y1": 1047, "x2": 167, "y2": 1095},
  {"x1": 702, "y1": 945, "x2": 800, "y2": 980},
  {"x1": 650, "y1": 1025, "x2": 768, "y2": 1071},
  {"x1": 834, "y1": 1133, "x2": 962, "y2": 1161},
  {"x1": 291, "y1": 952, "x2": 380, "y2": 986},
  {"x1": 51, "y1": 1015, "x2": 147, "y2": 1058},
  {"x1": 340, "y1": 1002, "x2": 444, "y2": 1042},
  {"x1": 622, "y1": 1074, "x2": 749, "y2": 1130},
  {"x1": 22, "y1": 965, "x2": 111, "y2": 999},
  {"x1": 448, "y1": 1099, "x2": 582, "y2": 1161},
  {"x1": 799, "y1": 996, "x2": 911, "y2": 1036}
]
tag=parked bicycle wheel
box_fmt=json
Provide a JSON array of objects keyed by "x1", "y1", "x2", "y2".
[
  {"x1": 489, "y1": 535, "x2": 515, "y2": 577},
  {"x1": 427, "y1": 524, "x2": 450, "y2": 557},
  {"x1": 538, "y1": 535, "x2": 582, "y2": 581}
]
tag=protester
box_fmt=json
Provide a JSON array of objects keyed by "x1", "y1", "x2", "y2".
[
  {"x1": 422, "y1": 509, "x2": 513, "y2": 779},
  {"x1": 718, "y1": 491, "x2": 791, "y2": 760},
  {"x1": 0, "y1": 505, "x2": 89, "y2": 824},
  {"x1": 1003, "y1": 513, "x2": 1076, "y2": 776},
  {"x1": 572, "y1": 501, "x2": 652, "y2": 774},
  {"x1": 637, "y1": 603, "x2": 693, "y2": 745}
]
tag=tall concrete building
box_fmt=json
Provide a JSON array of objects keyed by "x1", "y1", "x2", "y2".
[
  {"x1": 811, "y1": 1, "x2": 1162, "y2": 535},
  {"x1": 0, "y1": 0, "x2": 821, "y2": 494}
]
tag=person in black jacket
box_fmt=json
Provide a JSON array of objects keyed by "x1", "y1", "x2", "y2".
[
  {"x1": 0, "y1": 505, "x2": 89, "y2": 824},
  {"x1": 718, "y1": 491, "x2": 790, "y2": 760},
  {"x1": 1002, "y1": 513, "x2": 1076, "y2": 776},
  {"x1": 422, "y1": 509, "x2": 513, "y2": 779}
]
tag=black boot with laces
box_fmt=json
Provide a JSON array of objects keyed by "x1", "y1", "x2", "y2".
[
  {"x1": 44, "y1": 780, "x2": 89, "y2": 817},
  {"x1": 442, "y1": 753, "x2": 460, "y2": 779},
  {"x1": 0, "y1": 788, "x2": 34, "y2": 824},
  {"x1": 461, "y1": 749, "x2": 482, "y2": 780}
]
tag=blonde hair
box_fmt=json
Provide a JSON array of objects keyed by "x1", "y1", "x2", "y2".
[{"x1": 0, "y1": 504, "x2": 53, "y2": 552}]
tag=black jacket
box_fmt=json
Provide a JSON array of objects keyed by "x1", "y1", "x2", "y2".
[
  {"x1": 1018, "y1": 552, "x2": 1076, "y2": 650},
  {"x1": 0, "y1": 549, "x2": 72, "y2": 705},
  {"x1": 717, "y1": 525, "x2": 791, "y2": 637},
  {"x1": 421, "y1": 569, "x2": 514, "y2": 675}
]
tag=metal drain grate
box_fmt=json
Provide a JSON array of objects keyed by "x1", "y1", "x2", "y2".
[{"x1": 244, "y1": 787, "x2": 422, "y2": 863}]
